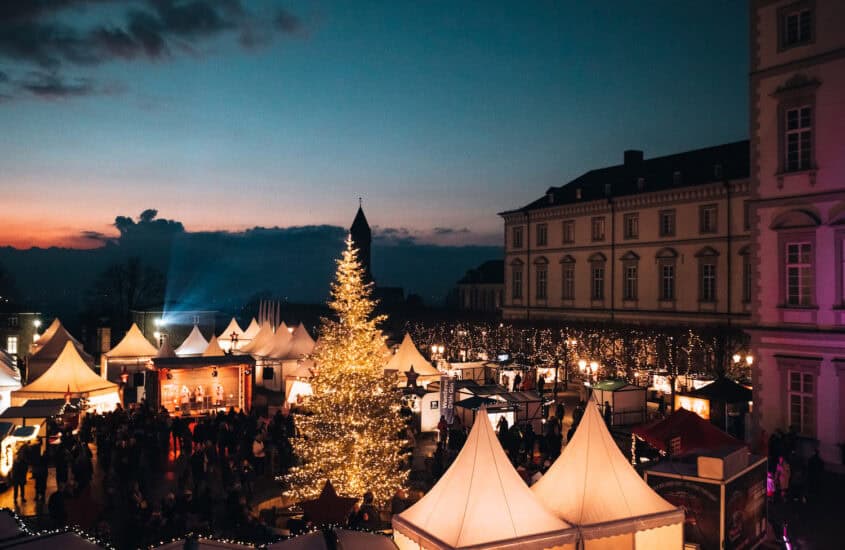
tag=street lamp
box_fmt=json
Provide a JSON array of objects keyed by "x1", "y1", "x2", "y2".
[{"x1": 589, "y1": 361, "x2": 599, "y2": 383}]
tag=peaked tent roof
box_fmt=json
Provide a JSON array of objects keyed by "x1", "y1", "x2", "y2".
[
  {"x1": 175, "y1": 325, "x2": 209, "y2": 356},
  {"x1": 14, "y1": 342, "x2": 118, "y2": 399},
  {"x1": 266, "y1": 324, "x2": 294, "y2": 359},
  {"x1": 532, "y1": 397, "x2": 682, "y2": 536},
  {"x1": 27, "y1": 320, "x2": 94, "y2": 382},
  {"x1": 31, "y1": 318, "x2": 60, "y2": 350},
  {"x1": 268, "y1": 529, "x2": 397, "y2": 550},
  {"x1": 0, "y1": 359, "x2": 21, "y2": 390},
  {"x1": 394, "y1": 408, "x2": 575, "y2": 549},
  {"x1": 240, "y1": 322, "x2": 275, "y2": 356},
  {"x1": 218, "y1": 318, "x2": 245, "y2": 341},
  {"x1": 384, "y1": 334, "x2": 440, "y2": 379},
  {"x1": 283, "y1": 324, "x2": 315, "y2": 360},
  {"x1": 202, "y1": 335, "x2": 226, "y2": 357},
  {"x1": 632, "y1": 408, "x2": 744, "y2": 456},
  {"x1": 242, "y1": 318, "x2": 261, "y2": 340},
  {"x1": 0, "y1": 348, "x2": 20, "y2": 381},
  {"x1": 156, "y1": 338, "x2": 177, "y2": 358},
  {"x1": 105, "y1": 323, "x2": 158, "y2": 358}
]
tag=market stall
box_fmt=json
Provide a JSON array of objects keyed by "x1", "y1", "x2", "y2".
[
  {"x1": 174, "y1": 325, "x2": 209, "y2": 357},
  {"x1": 685, "y1": 377, "x2": 752, "y2": 440},
  {"x1": 150, "y1": 354, "x2": 255, "y2": 415},
  {"x1": 590, "y1": 379, "x2": 647, "y2": 425},
  {"x1": 532, "y1": 397, "x2": 684, "y2": 549},
  {"x1": 25, "y1": 319, "x2": 94, "y2": 383},
  {"x1": 101, "y1": 323, "x2": 158, "y2": 392},
  {"x1": 0, "y1": 353, "x2": 21, "y2": 414},
  {"x1": 393, "y1": 408, "x2": 577, "y2": 550},
  {"x1": 633, "y1": 408, "x2": 744, "y2": 457},
  {"x1": 269, "y1": 529, "x2": 397, "y2": 550},
  {"x1": 384, "y1": 334, "x2": 441, "y2": 387},
  {"x1": 12, "y1": 342, "x2": 120, "y2": 412},
  {"x1": 217, "y1": 317, "x2": 246, "y2": 352},
  {"x1": 644, "y1": 450, "x2": 766, "y2": 550}
]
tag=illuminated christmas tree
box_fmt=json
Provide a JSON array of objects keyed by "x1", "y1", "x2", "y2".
[{"x1": 283, "y1": 236, "x2": 408, "y2": 505}]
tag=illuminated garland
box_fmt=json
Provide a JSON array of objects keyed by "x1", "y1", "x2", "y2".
[{"x1": 0, "y1": 507, "x2": 116, "y2": 549}]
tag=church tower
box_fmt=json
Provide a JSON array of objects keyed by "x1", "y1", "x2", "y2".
[{"x1": 350, "y1": 201, "x2": 373, "y2": 284}]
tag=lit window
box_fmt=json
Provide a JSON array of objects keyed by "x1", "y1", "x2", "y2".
[
  {"x1": 5, "y1": 336, "x2": 18, "y2": 355},
  {"x1": 788, "y1": 371, "x2": 815, "y2": 437},
  {"x1": 624, "y1": 213, "x2": 639, "y2": 239},
  {"x1": 659, "y1": 210, "x2": 676, "y2": 237},
  {"x1": 785, "y1": 106, "x2": 812, "y2": 172},
  {"x1": 536, "y1": 224, "x2": 548, "y2": 247},
  {"x1": 785, "y1": 242, "x2": 813, "y2": 306}
]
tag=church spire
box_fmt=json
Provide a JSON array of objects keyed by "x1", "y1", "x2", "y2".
[{"x1": 350, "y1": 199, "x2": 373, "y2": 284}]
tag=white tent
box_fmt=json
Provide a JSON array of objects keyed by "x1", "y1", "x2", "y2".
[
  {"x1": 393, "y1": 408, "x2": 577, "y2": 550},
  {"x1": 202, "y1": 335, "x2": 226, "y2": 357},
  {"x1": 218, "y1": 318, "x2": 246, "y2": 352},
  {"x1": 240, "y1": 322, "x2": 274, "y2": 356},
  {"x1": 26, "y1": 319, "x2": 94, "y2": 382},
  {"x1": 12, "y1": 341, "x2": 120, "y2": 411},
  {"x1": 175, "y1": 325, "x2": 209, "y2": 357},
  {"x1": 242, "y1": 317, "x2": 261, "y2": 340},
  {"x1": 531, "y1": 398, "x2": 684, "y2": 549},
  {"x1": 269, "y1": 529, "x2": 397, "y2": 550},
  {"x1": 0, "y1": 351, "x2": 22, "y2": 414},
  {"x1": 384, "y1": 334, "x2": 441, "y2": 386},
  {"x1": 105, "y1": 323, "x2": 158, "y2": 359},
  {"x1": 265, "y1": 323, "x2": 294, "y2": 359},
  {"x1": 156, "y1": 338, "x2": 177, "y2": 358},
  {"x1": 284, "y1": 324, "x2": 315, "y2": 360}
]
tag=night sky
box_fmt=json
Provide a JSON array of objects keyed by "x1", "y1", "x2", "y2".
[{"x1": 1, "y1": 1, "x2": 748, "y2": 250}]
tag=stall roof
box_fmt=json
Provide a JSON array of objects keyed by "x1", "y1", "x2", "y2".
[
  {"x1": 394, "y1": 406, "x2": 575, "y2": 549},
  {"x1": 0, "y1": 398, "x2": 80, "y2": 420},
  {"x1": 14, "y1": 342, "x2": 118, "y2": 399},
  {"x1": 152, "y1": 355, "x2": 255, "y2": 369},
  {"x1": 632, "y1": 408, "x2": 744, "y2": 456},
  {"x1": 242, "y1": 318, "x2": 261, "y2": 340},
  {"x1": 202, "y1": 335, "x2": 226, "y2": 357},
  {"x1": 593, "y1": 380, "x2": 644, "y2": 392},
  {"x1": 104, "y1": 323, "x2": 158, "y2": 359},
  {"x1": 218, "y1": 318, "x2": 245, "y2": 341},
  {"x1": 532, "y1": 397, "x2": 682, "y2": 535},
  {"x1": 384, "y1": 333, "x2": 440, "y2": 379},
  {"x1": 689, "y1": 377, "x2": 752, "y2": 403},
  {"x1": 174, "y1": 325, "x2": 209, "y2": 356},
  {"x1": 27, "y1": 320, "x2": 94, "y2": 382},
  {"x1": 454, "y1": 396, "x2": 497, "y2": 410}
]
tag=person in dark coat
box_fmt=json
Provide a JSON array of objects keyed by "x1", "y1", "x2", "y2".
[
  {"x1": 12, "y1": 453, "x2": 28, "y2": 503},
  {"x1": 33, "y1": 451, "x2": 48, "y2": 501},
  {"x1": 603, "y1": 401, "x2": 613, "y2": 427},
  {"x1": 512, "y1": 373, "x2": 522, "y2": 392},
  {"x1": 357, "y1": 491, "x2": 380, "y2": 530}
]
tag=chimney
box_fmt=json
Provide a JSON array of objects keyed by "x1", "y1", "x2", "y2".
[{"x1": 624, "y1": 150, "x2": 643, "y2": 169}]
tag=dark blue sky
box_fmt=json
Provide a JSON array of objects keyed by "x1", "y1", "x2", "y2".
[{"x1": 0, "y1": 0, "x2": 748, "y2": 249}]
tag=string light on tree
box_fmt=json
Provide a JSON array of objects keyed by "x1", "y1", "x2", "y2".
[{"x1": 282, "y1": 236, "x2": 408, "y2": 505}]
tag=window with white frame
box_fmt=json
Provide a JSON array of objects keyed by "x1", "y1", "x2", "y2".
[
  {"x1": 700, "y1": 204, "x2": 718, "y2": 234},
  {"x1": 562, "y1": 262, "x2": 575, "y2": 300},
  {"x1": 624, "y1": 264, "x2": 637, "y2": 301},
  {"x1": 700, "y1": 262, "x2": 717, "y2": 302},
  {"x1": 562, "y1": 220, "x2": 575, "y2": 243},
  {"x1": 785, "y1": 106, "x2": 812, "y2": 172},
  {"x1": 512, "y1": 226, "x2": 523, "y2": 249},
  {"x1": 781, "y1": 7, "x2": 812, "y2": 48},
  {"x1": 5, "y1": 336, "x2": 18, "y2": 355},
  {"x1": 661, "y1": 263, "x2": 675, "y2": 301},
  {"x1": 785, "y1": 242, "x2": 813, "y2": 306},
  {"x1": 536, "y1": 223, "x2": 548, "y2": 247},
  {"x1": 535, "y1": 265, "x2": 547, "y2": 300},
  {"x1": 624, "y1": 213, "x2": 639, "y2": 239},
  {"x1": 591, "y1": 217, "x2": 606, "y2": 242},
  {"x1": 591, "y1": 264, "x2": 605, "y2": 300},
  {"x1": 512, "y1": 265, "x2": 523, "y2": 299},
  {"x1": 659, "y1": 209, "x2": 676, "y2": 237},
  {"x1": 788, "y1": 370, "x2": 815, "y2": 436}
]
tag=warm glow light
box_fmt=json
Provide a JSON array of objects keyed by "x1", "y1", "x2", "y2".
[
  {"x1": 154, "y1": 318, "x2": 163, "y2": 327},
  {"x1": 589, "y1": 361, "x2": 598, "y2": 374},
  {"x1": 33, "y1": 319, "x2": 42, "y2": 328},
  {"x1": 674, "y1": 394, "x2": 710, "y2": 419},
  {"x1": 733, "y1": 353, "x2": 741, "y2": 364},
  {"x1": 746, "y1": 355, "x2": 754, "y2": 366},
  {"x1": 578, "y1": 359, "x2": 587, "y2": 371},
  {"x1": 153, "y1": 331, "x2": 161, "y2": 340}
]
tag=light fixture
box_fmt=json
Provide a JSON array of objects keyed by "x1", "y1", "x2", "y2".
[
  {"x1": 589, "y1": 361, "x2": 598, "y2": 374},
  {"x1": 153, "y1": 331, "x2": 161, "y2": 340},
  {"x1": 154, "y1": 317, "x2": 163, "y2": 327},
  {"x1": 578, "y1": 359, "x2": 587, "y2": 371},
  {"x1": 120, "y1": 366, "x2": 129, "y2": 384},
  {"x1": 33, "y1": 319, "x2": 42, "y2": 328},
  {"x1": 745, "y1": 355, "x2": 754, "y2": 366},
  {"x1": 733, "y1": 353, "x2": 741, "y2": 364},
  {"x1": 212, "y1": 367, "x2": 218, "y2": 378}
]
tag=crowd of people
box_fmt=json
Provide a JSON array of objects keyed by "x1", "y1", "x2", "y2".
[{"x1": 10, "y1": 402, "x2": 299, "y2": 547}]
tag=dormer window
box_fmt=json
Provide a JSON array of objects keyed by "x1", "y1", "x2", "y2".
[{"x1": 575, "y1": 188, "x2": 582, "y2": 200}]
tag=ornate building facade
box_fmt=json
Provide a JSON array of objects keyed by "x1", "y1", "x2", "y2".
[
  {"x1": 499, "y1": 142, "x2": 752, "y2": 326},
  {"x1": 748, "y1": 0, "x2": 845, "y2": 465}
]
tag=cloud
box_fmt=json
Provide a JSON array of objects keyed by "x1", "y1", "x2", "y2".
[
  {"x1": 0, "y1": 0, "x2": 302, "y2": 102},
  {"x1": 433, "y1": 226, "x2": 471, "y2": 235}
]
